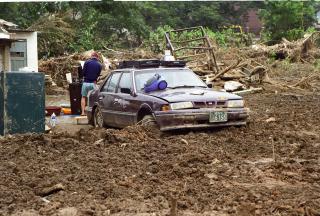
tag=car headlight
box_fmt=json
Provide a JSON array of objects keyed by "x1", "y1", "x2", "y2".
[
  {"x1": 161, "y1": 104, "x2": 171, "y2": 111},
  {"x1": 170, "y1": 102, "x2": 194, "y2": 110},
  {"x1": 227, "y1": 100, "x2": 244, "y2": 108}
]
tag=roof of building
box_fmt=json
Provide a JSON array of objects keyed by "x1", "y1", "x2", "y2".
[{"x1": 0, "y1": 19, "x2": 17, "y2": 28}]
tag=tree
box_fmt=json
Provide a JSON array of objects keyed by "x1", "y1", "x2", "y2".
[
  {"x1": 0, "y1": 2, "x2": 70, "y2": 28},
  {"x1": 259, "y1": 1, "x2": 316, "y2": 42}
]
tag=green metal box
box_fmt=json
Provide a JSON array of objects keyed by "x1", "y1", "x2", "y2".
[{"x1": 0, "y1": 72, "x2": 45, "y2": 135}]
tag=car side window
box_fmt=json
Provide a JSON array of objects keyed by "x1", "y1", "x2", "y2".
[
  {"x1": 118, "y1": 72, "x2": 132, "y2": 93},
  {"x1": 101, "y1": 74, "x2": 112, "y2": 92},
  {"x1": 105, "y1": 72, "x2": 121, "y2": 93}
]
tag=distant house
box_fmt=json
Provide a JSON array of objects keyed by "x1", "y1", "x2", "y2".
[{"x1": 0, "y1": 19, "x2": 38, "y2": 72}]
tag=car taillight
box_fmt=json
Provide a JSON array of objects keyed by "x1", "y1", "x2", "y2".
[{"x1": 161, "y1": 105, "x2": 170, "y2": 111}]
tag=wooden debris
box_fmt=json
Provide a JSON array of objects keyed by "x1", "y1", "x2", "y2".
[
  {"x1": 180, "y1": 138, "x2": 189, "y2": 145},
  {"x1": 169, "y1": 196, "x2": 178, "y2": 216},
  {"x1": 36, "y1": 183, "x2": 64, "y2": 197},
  {"x1": 266, "y1": 117, "x2": 276, "y2": 123},
  {"x1": 233, "y1": 87, "x2": 263, "y2": 95},
  {"x1": 207, "y1": 59, "x2": 240, "y2": 82},
  {"x1": 290, "y1": 73, "x2": 320, "y2": 88},
  {"x1": 75, "y1": 116, "x2": 88, "y2": 125}
]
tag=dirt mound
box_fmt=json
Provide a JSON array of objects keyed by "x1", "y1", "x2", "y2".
[{"x1": 1, "y1": 92, "x2": 320, "y2": 215}]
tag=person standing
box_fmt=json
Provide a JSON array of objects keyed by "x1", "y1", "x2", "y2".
[{"x1": 81, "y1": 52, "x2": 102, "y2": 116}]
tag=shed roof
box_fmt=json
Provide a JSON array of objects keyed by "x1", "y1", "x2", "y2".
[{"x1": 0, "y1": 19, "x2": 17, "y2": 28}]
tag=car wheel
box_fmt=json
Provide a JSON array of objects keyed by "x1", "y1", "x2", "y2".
[
  {"x1": 141, "y1": 115, "x2": 157, "y2": 127},
  {"x1": 94, "y1": 107, "x2": 105, "y2": 128}
]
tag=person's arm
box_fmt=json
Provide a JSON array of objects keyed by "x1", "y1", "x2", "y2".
[{"x1": 83, "y1": 61, "x2": 89, "y2": 78}]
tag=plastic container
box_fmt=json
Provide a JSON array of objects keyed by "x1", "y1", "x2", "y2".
[{"x1": 62, "y1": 107, "x2": 72, "y2": 115}]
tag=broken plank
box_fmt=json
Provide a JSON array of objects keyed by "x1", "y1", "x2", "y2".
[
  {"x1": 171, "y1": 37, "x2": 207, "y2": 44},
  {"x1": 175, "y1": 47, "x2": 213, "y2": 52},
  {"x1": 75, "y1": 116, "x2": 88, "y2": 125},
  {"x1": 36, "y1": 183, "x2": 64, "y2": 197},
  {"x1": 233, "y1": 87, "x2": 263, "y2": 95},
  {"x1": 178, "y1": 53, "x2": 207, "y2": 59}
]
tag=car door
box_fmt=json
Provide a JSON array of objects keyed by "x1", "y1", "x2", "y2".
[
  {"x1": 98, "y1": 72, "x2": 121, "y2": 126},
  {"x1": 114, "y1": 72, "x2": 136, "y2": 127}
]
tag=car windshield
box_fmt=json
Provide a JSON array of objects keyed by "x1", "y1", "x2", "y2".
[{"x1": 134, "y1": 69, "x2": 207, "y2": 92}]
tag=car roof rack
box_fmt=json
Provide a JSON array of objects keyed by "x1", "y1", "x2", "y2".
[{"x1": 117, "y1": 59, "x2": 186, "y2": 69}]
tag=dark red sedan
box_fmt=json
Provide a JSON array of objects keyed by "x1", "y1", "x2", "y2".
[{"x1": 86, "y1": 60, "x2": 249, "y2": 131}]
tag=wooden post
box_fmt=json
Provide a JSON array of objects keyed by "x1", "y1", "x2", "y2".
[
  {"x1": 169, "y1": 196, "x2": 177, "y2": 216},
  {"x1": 3, "y1": 44, "x2": 10, "y2": 71},
  {"x1": 0, "y1": 45, "x2": 4, "y2": 71}
]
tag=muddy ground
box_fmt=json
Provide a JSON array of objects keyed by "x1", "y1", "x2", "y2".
[{"x1": 1, "y1": 88, "x2": 320, "y2": 216}]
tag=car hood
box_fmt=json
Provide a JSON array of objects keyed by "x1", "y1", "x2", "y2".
[{"x1": 147, "y1": 88, "x2": 242, "y2": 102}]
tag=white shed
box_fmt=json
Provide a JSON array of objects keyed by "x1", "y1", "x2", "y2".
[{"x1": 0, "y1": 19, "x2": 38, "y2": 72}]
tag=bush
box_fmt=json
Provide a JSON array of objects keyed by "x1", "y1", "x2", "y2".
[{"x1": 259, "y1": 1, "x2": 316, "y2": 43}]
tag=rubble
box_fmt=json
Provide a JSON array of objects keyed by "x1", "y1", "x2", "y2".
[
  {"x1": 39, "y1": 49, "x2": 159, "y2": 93},
  {"x1": 39, "y1": 32, "x2": 320, "y2": 95}
]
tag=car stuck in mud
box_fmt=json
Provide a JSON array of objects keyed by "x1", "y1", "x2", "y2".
[{"x1": 86, "y1": 60, "x2": 249, "y2": 131}]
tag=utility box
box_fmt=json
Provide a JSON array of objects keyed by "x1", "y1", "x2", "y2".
[{"x1": 0, "y1": 72, "x2": 45, "y2": 135}]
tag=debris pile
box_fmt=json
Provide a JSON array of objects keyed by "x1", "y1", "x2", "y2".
[
  {"x1": 44, "y1": 75, "x2": 65, "y2": 95},
  {"x1": 39, "y1": 53, "x2": 86, "y2": 88},
  {"x1": 39, "y1": 32, "x2": 320, "y2": 95},
  {"x1": 39, "y1": 49, "x2": 159, "y2": 94},
  {"x1": 188, "y1": 32, "x2": 320, "y2": 92},
  {"x1": 249, "y1": 32, "x2": 320, "y2": 63}
]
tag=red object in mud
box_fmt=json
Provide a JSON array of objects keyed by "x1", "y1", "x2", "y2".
[{"x1": 45, "y1": 106, "x2": 61, "y2": 116}]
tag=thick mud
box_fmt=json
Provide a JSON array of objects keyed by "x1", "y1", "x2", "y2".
[{"x1": 1, "y1": 92, "x2": 320, "y2": 215}]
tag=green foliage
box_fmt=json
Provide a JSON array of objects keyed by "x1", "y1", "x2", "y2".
[
  {"x1": 69, "y1": 7, "x2": 100, "y2": 52},
  {"x1": 0, "y1": 2, "x2": 70, "y2": 28},
  {"x1": 208, "y1": 28, "x2": 252, "y2": 47},
  {"x1": 259, "y1": 1, "x2": 316, "y2": 43},
  {"x1": 0, "y1": 1, "x2": 260, "y2": 57},
  {"x1": 29, "y1": 14, "x2": 75, "y2": 57},
  {"x1": 145, "y1": 25, "x2": 173, "y2": 53}
]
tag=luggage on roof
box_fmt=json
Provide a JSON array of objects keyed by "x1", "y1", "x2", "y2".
[{"x1": 117, "y1": 59, "x2": 186, "y2": 69}]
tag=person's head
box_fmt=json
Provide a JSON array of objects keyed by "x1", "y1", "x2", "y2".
[{"x1": 91, "y1": 52, "x2": 99, "y2": 59}]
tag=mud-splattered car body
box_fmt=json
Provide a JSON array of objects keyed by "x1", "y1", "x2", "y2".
[{"x1": 86, "y1": 66, "x2": 249, "y2": 131}]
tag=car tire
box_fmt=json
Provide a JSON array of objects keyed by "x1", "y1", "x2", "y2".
[
  {"x1": 141, "y1": 115, "x2": 157, "y2": 127},
  {"x1": 93, "y1": 106, "x2": 105, "y2": 128}
]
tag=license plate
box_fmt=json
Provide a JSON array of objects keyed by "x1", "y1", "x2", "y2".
[
  {"x1": 209, "y1": 111, "x2": 227, "y2": 123},
  {"x1": 170, "y1": 102, "x2": 193, "y2": 110}
]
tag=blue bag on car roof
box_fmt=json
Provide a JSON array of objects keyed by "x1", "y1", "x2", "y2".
[{"x1": 144, "y1": 74, "x2": 167, "y2": 93}]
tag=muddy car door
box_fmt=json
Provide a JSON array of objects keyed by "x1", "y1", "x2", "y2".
[
  {"x1": 98, "y1": 72, "x2": 121, "y2": 126},
  {"x1": 114, "y1": 72, "x2": 137, "y2": 127}
]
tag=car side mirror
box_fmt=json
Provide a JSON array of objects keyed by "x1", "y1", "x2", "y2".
[
  {"x1": 207, "y1": 83, "x2": 213, "y2": 88},
  {"x1": 120, "y1": 87, "x2": 131, "y2": 94}
]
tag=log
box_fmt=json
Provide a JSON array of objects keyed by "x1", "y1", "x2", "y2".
[
  {"x1": 207, "y1": 59, "x2": 240, "y2": 82},
  {"x1": 36, "y1": 183, "x2": 64, "y2": 197},
  {"x1": 169, "y1": 196, "x2": 178, "y2": 216},
  {"x1": 290, "y1": 74, "x2": 319, "y2": 88},
  {"x1": 233, "y1": 87, "x2": 263, "y2": 95}
]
